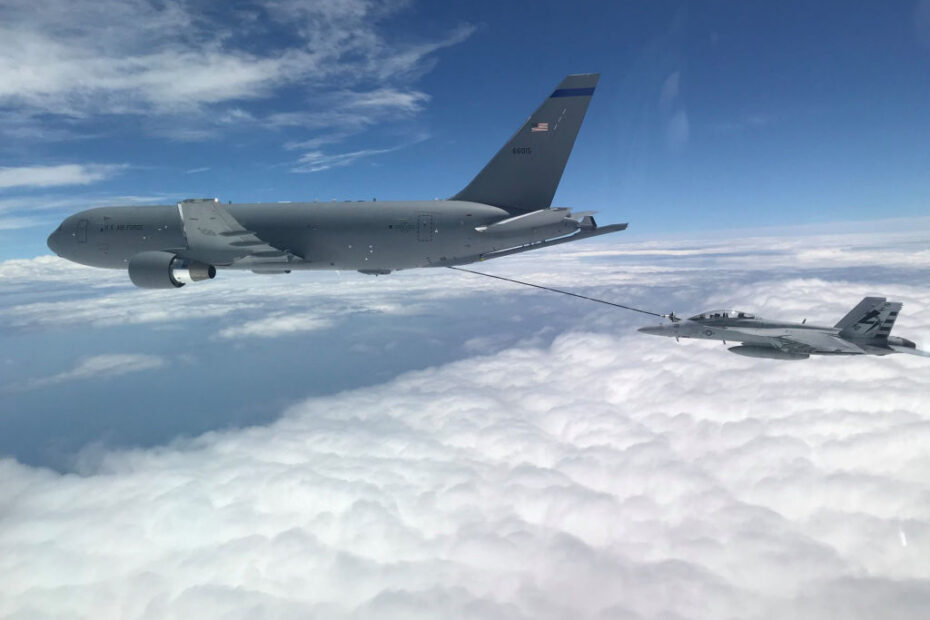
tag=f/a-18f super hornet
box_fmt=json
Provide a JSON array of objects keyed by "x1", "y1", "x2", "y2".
[
  {"x1": 46, "y1": 74, "x2": 626, "y2": 289},
  {"x1": 638, "y1": 297, "x2": 927, "y2": 360}
]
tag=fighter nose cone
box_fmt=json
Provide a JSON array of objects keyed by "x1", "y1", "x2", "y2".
[{"x1": 638, "y1": 325, "x2": 667, "y2": 336}]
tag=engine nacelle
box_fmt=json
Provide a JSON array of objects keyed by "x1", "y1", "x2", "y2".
[
  {"x1": 728, "y1": 345, "x2": 809, "y2": 360},
  {"x1": 128, "y1": 251, "x2": 216, "y2": 289}
]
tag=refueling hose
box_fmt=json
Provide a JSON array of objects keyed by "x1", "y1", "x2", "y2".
[{"x1": 448, "y1": 266, "x2": 679, "y2": 322}]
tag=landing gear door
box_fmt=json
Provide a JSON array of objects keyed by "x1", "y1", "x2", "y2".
[
  {"x1": 77, "y1": 219, "x2": 88, "y2": 243},
  {"x1": 417, "y1": 214, "x2": 433, "y2": 242}
]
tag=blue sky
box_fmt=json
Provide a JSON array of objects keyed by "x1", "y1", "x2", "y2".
[
  {"x1": 2, "y1": 3, "x2": 930, "y2": 615},
  {"x1": 1, "y1": 0, "x2": 928, "y2": 260}
]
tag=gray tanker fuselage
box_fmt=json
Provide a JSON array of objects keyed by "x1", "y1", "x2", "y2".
[
  {"x1": 49, "y1": 200, "x2": 581, "y2": 272},
  {"x1": 48, "y1": 73, "x2": 628, "y2": 288}
]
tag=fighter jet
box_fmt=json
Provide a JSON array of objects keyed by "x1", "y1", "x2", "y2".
[
  {"x1": 46, "y1": 73, "x2": 626, "y2": 289},
  {"x1": 638, "y1": 297, "x2": 926, "y2": 360}
]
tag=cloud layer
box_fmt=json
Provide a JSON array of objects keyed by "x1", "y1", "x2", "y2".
[
  {"x1": 1, "y1": 329, "x2": 928, "y2": 619},
  {"x1": 1, "y1": 228, "x2": 929, "y2": 618}
]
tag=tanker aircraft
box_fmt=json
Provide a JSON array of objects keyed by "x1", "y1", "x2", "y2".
[
  {"x1": 639, "y1": 297, "x2": 926, "y2": 360},
  {"x1": 46, "y1": 73, "x2": 627, "y2": 288}
]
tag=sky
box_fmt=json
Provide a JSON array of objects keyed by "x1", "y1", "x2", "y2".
[
  {"x1": 1, "y1": 1, "x2": 930, "y2": 259},
  {"x1": 2, "y1": 2, "x2": 930, "y2": 619}
]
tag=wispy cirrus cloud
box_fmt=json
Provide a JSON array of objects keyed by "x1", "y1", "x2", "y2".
[
  {"x1": 6, "y1": 353, "x2": 165, "y2": 392},
  {"x1": 0, "y1": 215, "x2": 45, "y2": 230},
  {"x1": 293, "y1": 143, "x2": 418, "y2": 173},
  {"x1": 0, "y1": 1, "x2": 471, "y2": 130},
  {"x1": 0, "y1": 164, "x2": 126, "y2": 190},
  {"x1": 0, "y1": 0, "x2": 473, "y2": 185}
]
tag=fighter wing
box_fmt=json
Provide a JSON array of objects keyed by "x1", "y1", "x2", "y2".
[
  {"x1": 774, "y1": 330, "x2": 865, "y2": 355},
  {"x1": 175, "y1": 199, "x2": 301, "y2": 269},
  {"x1": 736, "y1": 328, "x2": 866, "y2": 355}
]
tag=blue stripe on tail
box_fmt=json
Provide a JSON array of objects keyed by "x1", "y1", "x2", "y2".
[{"x1": 550, "y1": 87, "x2": 595, "y2": 98}]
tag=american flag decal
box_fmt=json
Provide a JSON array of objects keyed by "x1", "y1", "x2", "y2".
[{"x1": 531, "y1": 121, "x2": 549, "y2": 132}]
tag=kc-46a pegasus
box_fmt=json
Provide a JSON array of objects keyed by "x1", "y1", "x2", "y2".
[
  {"x1": 46, "y1": 74, "x2": 626, "y2": 289},
  {"x1": 639, "y1": 297, "x2": 926, "y2": 360}
]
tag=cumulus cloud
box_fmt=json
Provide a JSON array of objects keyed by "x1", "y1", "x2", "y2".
[
  {"x1": 1, "y1": 327, "x2": 928, "y2": 618},
  {"x1": 216, "y1": 312, "x2": 334, "y2": 339},
  {"x1": 7, "y1": 353, "x2": 165, "y2": 391},
  {"x1": 1, "y1": 226, "x2": 929, "y2": 618}
]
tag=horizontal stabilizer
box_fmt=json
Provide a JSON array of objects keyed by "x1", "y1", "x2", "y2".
[
  {"x1": 891, "y1": 345, "x2": 930, "y2": 357},
  {"x1": 463, "y1": 222, "x2": 627, "y2": 263},
  {"x1": 475, "y1": 208, "x2": 575, "y2": 234}
]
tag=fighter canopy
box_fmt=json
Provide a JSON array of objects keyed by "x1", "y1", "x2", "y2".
[{"x1": 688, "y1": 310, "x2": 756, "y2": 321}]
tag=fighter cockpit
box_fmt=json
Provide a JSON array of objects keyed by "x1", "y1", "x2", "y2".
[{"x1": 688, "y1": 310, "x2": 756, "y2": 322}]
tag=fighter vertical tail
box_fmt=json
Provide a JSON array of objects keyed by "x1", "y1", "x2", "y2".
[
  {"x1": 835, "y1": 297, "x2": 902, "y2": 339},
  {"x1": 452, "y1": 73, "x2": 599, "y2": 213}
]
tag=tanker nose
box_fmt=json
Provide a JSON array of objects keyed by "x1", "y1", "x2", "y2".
[{"x1": 47, "y1": 225, "x2": 64, "y2": 256}]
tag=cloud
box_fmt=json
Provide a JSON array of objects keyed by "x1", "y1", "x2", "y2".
[
  {"x1": 0, "y1": 164, "x2": 125, "y2": 190},
  {"x1": 277, "y1": 89, "x2": 433, "y2": 158},
  {"x1": 0, "y1": 226, "x2": 929, "y2": 618},
  {"x1": 0, "y1": 327, "x2": 928, "y2": 617},
  {"x1": 0, "y1": 215, "x2": 45, "y2": 230},
  {"x1": 293, "y1": 140, "x2": 423, "y2": 172},
  {"x1": 346, "y1": 88, "x2": 431, "y2": 113},
  {"x1": 659, "y1": 70, "x2": 680, "y2": 112},
  {"x1": 7, "y1": 353, "x2": 165, "y2": 391},
  {"x1": 216, "y1": 312, "x2": 334, "y2": 339},
  {"x1": 665, "y1": 109, "x2": 689, "y2": 149},
  {"x1": 0, "y1": 1, "x2": 471, "y2": 123},
  {"x1": 0, "y1": 1, "x2": 472, "y2": 184},
  {"x1": 3, "y1": 223, "x2": 929, "y2": 335},
  {"x1": 0, "y1": 193, "x2": 169, "y2": 218},
  {"x1": 658, "y1": 70, "x2": 688, "y2": 149}
]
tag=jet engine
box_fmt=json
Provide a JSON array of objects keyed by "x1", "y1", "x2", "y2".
[
  {"x1": 128, "y1": 251, "x2": 216, "y2": 289},
  {"x1": 728, "y1": 345, "x2": 809, "y2": 360}
]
